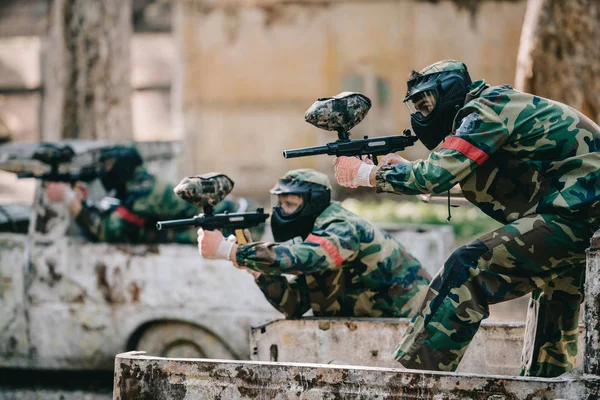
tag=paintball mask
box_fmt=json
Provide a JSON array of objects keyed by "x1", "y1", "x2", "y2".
[
  {"x1": 98, "y1": 145, "x2": 143, "y2": 195},
  {"x1": 404, "y1": 60, "x2": 472, "y2": 150},
  {"x1": 270, "y1": 169, "x2": 331, "y2": 242}
]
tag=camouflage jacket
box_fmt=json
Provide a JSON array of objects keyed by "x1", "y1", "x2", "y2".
[
  {"x1": 76, "y1": 167, "x2": 253, "y2": 243},
  {"x1": 377, "y1": 80, "x2": 600, "y2": 226},
  {"x1": 235, "y1": 202, "x2": 431, "y2": 319}
]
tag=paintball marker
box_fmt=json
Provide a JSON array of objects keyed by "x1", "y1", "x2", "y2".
[
  {"x1": 283, "y1": 92, "x2": 418, "y2": 165},
  {"x1": 156, "y1": 173, "x2": 269, "y2": 244},
  {"x1": 17, "y1": 143, "x2": 99, "y2": 183}
]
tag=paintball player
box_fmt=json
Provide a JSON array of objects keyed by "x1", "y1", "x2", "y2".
[
  {"x1": 197, "y1": 168, "x2": 432, "y2": 319},
  {"x1": 332, "y1": 59, "x2": 600, "y2": 377},
  {"x1": 45, "y1": 145, "x2": 260, "y2": 244}
]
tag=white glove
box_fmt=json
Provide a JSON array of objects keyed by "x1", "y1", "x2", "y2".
[
  {"x1": 197, "y1": 229, "x2": 237, "y2": 260},
  {"x1": 333, "y1": 156, "x2": 375, "y2": 188}
]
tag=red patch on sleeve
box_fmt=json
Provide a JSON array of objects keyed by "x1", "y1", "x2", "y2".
[
  {"x1": 115, "y1": 206, "x2": 147, "y2": 227},
  {"x1": 442, "y1": 136, "x2": 489, "y2": 166},
  {"x1": 305, "y1": 234, "x2": 344, "y2": 267}
]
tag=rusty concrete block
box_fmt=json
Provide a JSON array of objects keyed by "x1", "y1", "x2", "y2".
[
  {"x1": 584, "y1": 229, "x2": 600, "y2": 375},
  {"x1": 114, "y1": 351, "x2": 600, "y2": 399},
  {"x1": 250, "y1": 318, "x2": 584, "y2": 376}
]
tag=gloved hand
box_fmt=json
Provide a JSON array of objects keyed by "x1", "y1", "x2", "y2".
[
  {"x1": 197, "y1": 228, "x2": 236, "y2": 260},
  {"x1": 333, "y1": 156, "x2": 375, "y2": 188},
  {"x1": 242, "y1": 229, "x2": 252, "y2": 243},
  {"x1": 46, "y1": 182, "x2": 77, "y2": 205},
  {"x1": 73, "y1": 182, "x2": 89, "y2": 201},
  {"x1": 379, "y1": 153, "x2": 409, "y2": 166}
]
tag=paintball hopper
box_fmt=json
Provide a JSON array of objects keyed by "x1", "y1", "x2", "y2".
[
  {"x1": 33, "y1": 143, "x2": 76, "y2": 166},
  {"x1": 284, "y1": 91, "x2": 416, "y2": 163},
  {"x1": 304, "y1": 92, "x2": 372, "y2": 133},
  {"x1": 173, "y1": 173, "x2": 234, "y2": 210},
  {"x1": 15, "y1": 142, "x2": 96, "y2": 181}
]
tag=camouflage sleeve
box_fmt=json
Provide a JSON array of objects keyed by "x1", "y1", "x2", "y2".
[
  {"x1": 376, "y1": 108, "x2": 510, "y2": 195},
  {"x1": 75, "y1": 205, "x2": 140, "y2": 242},
  {"x1": 254, "y1": 274, "x2": 311, "y2": 319},
  {"x1": 235, "y1": 219, "x2": 360, "y2": 275}
]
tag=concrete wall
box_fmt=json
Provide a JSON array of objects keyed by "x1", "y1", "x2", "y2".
[
  {"x1": 249, "y1": 318, "x2": 584, "y2": 376},
  {"x1": 112, "y1": 228, "x2": 600, "y2": 399},
  {"x1": 176, "y1": 0, "x2": 527, "y2": 197},
  {"x1": 113, "y1": 351, "x2": 600, "y2": 399}
]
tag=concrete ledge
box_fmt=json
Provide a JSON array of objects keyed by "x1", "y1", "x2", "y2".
[
  {"x1": 250, "y1": 318, "x2": 584, "y2": 376},
  {"x1": 114, "y1": 351, "x2": 600, "y2": 399},
  {"x1": 183, "y1": 0, "x2": 519, "y2": 7}
]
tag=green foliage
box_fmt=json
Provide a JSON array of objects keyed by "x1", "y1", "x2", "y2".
[{"x1": 341, "y1": 198, "x2": 502, "y2": 246}]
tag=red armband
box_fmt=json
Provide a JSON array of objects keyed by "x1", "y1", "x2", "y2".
[
  {"x1": 442, "y1": 136, "x2": 488, "y2": 166},
  {"x1": 305, "y1": 234, "x2": 344, "y2": 267}
]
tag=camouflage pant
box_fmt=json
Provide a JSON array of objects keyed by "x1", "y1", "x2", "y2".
[{"x1": 394, "y1": 213, "x2": 594, "y2": 377}]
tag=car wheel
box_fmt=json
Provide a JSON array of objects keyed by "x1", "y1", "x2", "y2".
[{"x1": 134, "y1": 322, "x2": 237, "y2": 360}]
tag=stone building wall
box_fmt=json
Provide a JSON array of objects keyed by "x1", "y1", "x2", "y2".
[{"x1": 175, "y1": 0, "x2": 527, "y2": 197}]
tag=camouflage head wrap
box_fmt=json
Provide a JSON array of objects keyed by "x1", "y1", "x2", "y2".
[
  {"x1": 272, "y1": 169, "x2": 332, "y2": 193},
  {"x1": 417, "y1": 59, "x2": 469, "y2": 78},
  {"x1": 304, "y1": 92, "x2": 372, "y2": 133},
  {"x1": 174, "y1": 173, "x2": 234, "y2": 209},
  {"x1": 407, "y1": 60, "x2": 470, "y2": 84}
]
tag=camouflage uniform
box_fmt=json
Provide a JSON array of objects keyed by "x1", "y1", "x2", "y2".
[
  {"x1": 235, "y1": 173, "x2": 431, "y2": 319},
  {"x1": 76, "y1": 166, "x2": 251, "y2": 244},
  {"x1": 377, "y1": 61, "x2": 600, "y2": 377}
]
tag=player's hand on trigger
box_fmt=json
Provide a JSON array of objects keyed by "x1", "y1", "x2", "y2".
[
  {"x1": 333, "y1": 156, "x2": 374, "y2": 188},
  {"x1": 378, "y1": 153, "x2": 409, "y2": 166},
  {"x1": 243, "y1": 229, "x2": 253, "y2": 243},
  {"x1": 46, "y1": 182, "x2": 77, "y2": 205},
  {"x1": 73, "y1": 182, "x2": 89, "y2": 202},
  {"x1": 197, "y1": 228, "x2": 236, "y2": 260}
]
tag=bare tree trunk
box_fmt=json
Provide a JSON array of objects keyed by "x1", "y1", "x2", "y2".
[
  {"x1": 515, "y1": 0, "x2": 600, "y2": 121},
  {"x1": 42, "y1": 0, "x2": 133, "y2": 140}
]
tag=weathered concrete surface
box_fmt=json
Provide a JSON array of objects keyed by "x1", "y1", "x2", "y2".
[
  {"x1": 114, "y1": 351, "x2": 600, "y2": 399},
  {"x1": 585, "y1": 230, "x2": 600, "y2": 375},
  {"x1": 112, "y1": 228, "x2": 600, "y2": 398},
  {"x1": 250, "y1": 318, "x2": 584, "y2": 376},
  {"x1": 0, "y1": 390, "x2": 110, "y2": 400},
  {"x1": 0, "y1": 234, "x2": 30, "y2": 365}
]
